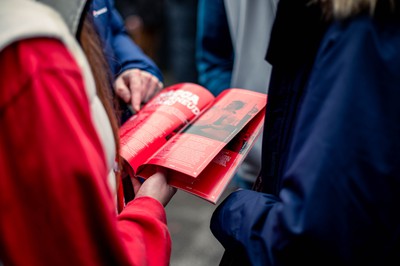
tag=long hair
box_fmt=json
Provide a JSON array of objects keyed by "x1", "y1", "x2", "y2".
[{"x1": 78, "y1": 11, "x2": 122, "y2": 180}]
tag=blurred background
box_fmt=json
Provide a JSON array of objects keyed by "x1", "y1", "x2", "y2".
[
  {"x1": 115, "y1": 0, "x2": 199, "y2": 86},
  {"x1": 115, "y1": 1, "x2": 231, "y2": 265}
]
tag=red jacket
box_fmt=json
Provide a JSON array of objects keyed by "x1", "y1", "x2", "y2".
[{"x1": 0, "y1": 38, "x2": 171, "y2": 266}]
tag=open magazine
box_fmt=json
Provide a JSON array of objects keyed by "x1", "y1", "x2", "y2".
[{"x1": 119, "y1": 82, "x2": 267, "y2": 204}]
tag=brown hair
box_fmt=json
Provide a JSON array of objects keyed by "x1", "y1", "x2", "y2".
[{"x1": 78, "y1": 12, "x2": 122, "y2": 180}]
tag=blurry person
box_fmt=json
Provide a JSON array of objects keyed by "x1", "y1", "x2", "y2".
[
  {"x1": 165, "y1": 0, "x2": 199, "y2": 83},
  {"x1": 92, "y1": 0, "x2": 164, "y2": 123},
  {"x1": 196, "y1": 0, "x2": 278, "y2": 188},
  {"x1": 210, "y1": 0, "x2": 400, "y2": 265},
  {"x1": 0, "y1": 0, "x2": 176, "y2": 265}
]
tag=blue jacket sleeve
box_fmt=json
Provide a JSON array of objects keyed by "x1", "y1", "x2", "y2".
[
  {"x1": 196, "y1": 0, "x2": 233, "y2": 96},
  {"x1": 93, "y1": 0, "x2": 163, "y2": 81},
  {"x1": 211, "y1": 16, "x2": 400, "y2": 265}
]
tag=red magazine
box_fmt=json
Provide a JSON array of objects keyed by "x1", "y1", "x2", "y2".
[{"x1": 119, "y1": 82, "x2": 267, "y2": 204}]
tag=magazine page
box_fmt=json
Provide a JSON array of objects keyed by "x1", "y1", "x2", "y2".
[
  {"x1": 119, "y1": 83, "x2": 215, "y2": 174},
  {"x1": 167, "y1": 109, "x2": 265, "y2": 204},
  {"x1": 137, "y1": 89, "x2": 266, "y2": 185}
]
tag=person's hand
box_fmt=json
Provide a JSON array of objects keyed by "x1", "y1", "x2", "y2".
[
  {"x1": 114, "y1": 69, "x2": 163, "y2": 113},
  {"x1": 132, "y1": 171, "x2": 177, "y2": 207}
]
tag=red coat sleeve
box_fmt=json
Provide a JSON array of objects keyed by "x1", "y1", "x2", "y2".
[{"x1": 0, "y1": 38, "x2": 170, "y2": 266}]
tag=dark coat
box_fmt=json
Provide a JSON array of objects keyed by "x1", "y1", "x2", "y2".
[
  {"x1": 91, "y1": 0, "x2": 162, "y2": 81},
  {"x1": 90, "y1": 0, "x2": 163, "y2": 122},
  {"x1": 211, "y1": 0, "x2": 400, "y2": 265}
]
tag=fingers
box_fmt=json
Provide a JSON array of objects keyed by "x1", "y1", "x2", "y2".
[
  {"x1": 131, "y1": 177, "x2": 142, "y2": 196},
  {"x1": 126, "y1": 69, "x2": 143, "y2": 112},
  {"x1": 115, "y1": 69, "x2": 163, "y2": 113},
  {"x1": 141, "y1": 72, "x2": 163, "y2": 103},
  {"x1": 114, "y1": 69, "x2": 142, "y2": 112},
  {"x1": 114, "y1": 76, "x2": 132, "y2": 103},
  {"x1": 135, "y1": 171, "x2": 177, "y2": 207}
]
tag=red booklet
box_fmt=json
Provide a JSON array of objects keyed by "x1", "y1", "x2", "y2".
[{"x1": 119, "y1": 82, "x2": 267, "y2": 204}]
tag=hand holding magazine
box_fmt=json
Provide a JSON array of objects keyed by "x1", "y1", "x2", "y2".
[{"x1": 119, "y1": 82, "x2": 267, "y2": 204}]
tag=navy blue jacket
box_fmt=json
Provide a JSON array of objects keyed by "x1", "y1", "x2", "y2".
[
  {"x1": 91, "y1": 0, "x2": 162, "y2": 81},
  {"x1": 211, "y1": 1, "x2": 400, "y2": 265}
]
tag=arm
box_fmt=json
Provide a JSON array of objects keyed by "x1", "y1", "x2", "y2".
[
  {"x1": 108, "y1": 0, "x2": 162, "y2": 80},
  {"x1": 211, "y1": 18, "x2": 400, "y2": 265},
  {"x1": 196, "y1": 0, "x2": 233, "y2": 95},
  {"x1": 97, "y1": 0, "x2": 163, "y2": 112},
  {"x1": 0, "y1": 38, "x2": 171, "y2": 266}
]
